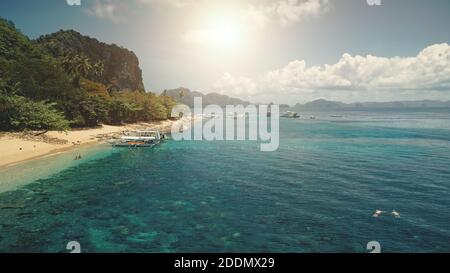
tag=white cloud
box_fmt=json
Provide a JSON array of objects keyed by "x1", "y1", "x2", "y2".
[
  {"x1": 212, "y1": 73, "x2": 259, "y2": 100},
  {"x1": 212, "y1": 43, "x2": 450, "y2": 103},
  {"x1": 84, "y1": 0, "x2": 122, "y2": 22},
  {"x1": 83, "y1": 0, "x2": 206, "y2": 22},
  {"x1": 136, "y1": 0, "x2": 197, "y2": 8},
  {"x1": 85, "y1": 0, "x2": 330, "y2": 26},
  {"x1": 247, "y1": 0, "x2": 330, "y2": 26}
]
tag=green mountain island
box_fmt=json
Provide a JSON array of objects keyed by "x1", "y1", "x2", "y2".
[{"x1": 0, "y1": 17, "x2": 176, "y2": 132}]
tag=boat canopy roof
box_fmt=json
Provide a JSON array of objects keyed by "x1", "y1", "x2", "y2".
[
  {"x1": 122, "y1": 130, "x2": 161, "y2": 139},
  {"x1": 124, "y1": 130, "x2": 160, "y2": 135}
]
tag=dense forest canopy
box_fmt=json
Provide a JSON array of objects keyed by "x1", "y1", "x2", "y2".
[{"x1": 0, "y1": 17, "x2": 177, "y2": 132}]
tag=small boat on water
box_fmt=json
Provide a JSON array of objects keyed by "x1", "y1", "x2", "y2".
[
  {"x1": 110, "y1": 130, "x2": 165, "y2": 148},
  {"x1": 281, "y1": 111, "x2": 300, "y2": 118}
]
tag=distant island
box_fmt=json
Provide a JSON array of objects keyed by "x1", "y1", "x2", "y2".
[
  {"x1": 163, "y1": 87, "x2": 450, "y2": 110},
  {"x1": 291, "y1": 99, "x2": 450, "y2": 110},
  {"x1": 163, "y1": 87, "x2": 249, "y2": 108}
]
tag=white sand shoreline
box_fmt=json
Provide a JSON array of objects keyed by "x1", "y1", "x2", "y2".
[{"x1": 0, "y1": 119, "x2": 181, "y2": 170}]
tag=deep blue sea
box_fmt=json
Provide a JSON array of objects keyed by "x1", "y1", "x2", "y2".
[{"x1": 0, "y1": 109, "x2": 450, "y2": 253}]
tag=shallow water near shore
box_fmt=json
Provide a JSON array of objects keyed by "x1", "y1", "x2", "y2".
[
  {"x1": 0, "y1": 144, "x2": 117, "y2": 194},
  {"x1": 0, "y1": 109, "x2": 449, "y2": 253}
]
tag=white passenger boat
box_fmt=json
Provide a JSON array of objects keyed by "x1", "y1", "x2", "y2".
[
  {"x1": 111, "y1": 130, "x2": 164, "y2": 147},
  {"x1": 281, "y1": 111, "x2": 300, "y2": 118}
]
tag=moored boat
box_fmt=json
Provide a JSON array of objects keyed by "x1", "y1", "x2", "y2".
[
  {"x1": 110, "y1": 130, "x2": 164, "y2": 147},
  {"x1": 281, "y1": 111, "x2": 300, "y2": 118}
]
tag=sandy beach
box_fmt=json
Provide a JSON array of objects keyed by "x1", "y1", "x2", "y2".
[{"x1": 0, "y1": 120, "x2": 179, "y2": 169}]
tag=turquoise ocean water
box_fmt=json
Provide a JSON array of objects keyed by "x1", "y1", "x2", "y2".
[{"x1": 0, "y1": 109, "x2": 449, "y2": 253}]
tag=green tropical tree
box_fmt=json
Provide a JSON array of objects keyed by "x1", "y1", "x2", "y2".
[
  {"x1": 93, "y1": 61, "x2": 105, "y2": 78},
  {"x1": 76, "y1": 55, "x2": 92, "y2": 78},
  {"x1": 4, "y1": 95, "x2": 70, "y2": 133},
  {"x1": 61, "y1": 52, "x2": 92, "y2": 85},
  {"x1": 61, "y1": 51, "x2": 79, "y2": 76},
  {"x1": 78, "y1": 95, "x2": 109, "y2": 127}
]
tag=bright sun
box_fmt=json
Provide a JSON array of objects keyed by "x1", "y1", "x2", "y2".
[
  {"x1": 186, "y1": 14, "x2": 245, "y2": 50},
  {"x1": 206, "y1": 17, "x2": 242, "y2": 49}
]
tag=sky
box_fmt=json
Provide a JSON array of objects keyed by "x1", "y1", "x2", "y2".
[{"x1": 0, "y1": 0, "x2": 449, "y2": 104}]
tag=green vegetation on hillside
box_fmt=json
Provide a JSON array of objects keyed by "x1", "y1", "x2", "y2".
[
  {"x1": 37, "y1": 29, "x2": 145, "y2": 92},
  {"x1": 0, "y1": 18, "x2": 177, "y2": 132}
]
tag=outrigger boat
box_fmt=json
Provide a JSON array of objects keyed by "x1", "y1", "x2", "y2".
[
  {"x1": 281, "y1": 111, "x2": 300, "y2": 118},
  {"x1": 110, "y1": 130, "x2": 165, "y2": 148}
]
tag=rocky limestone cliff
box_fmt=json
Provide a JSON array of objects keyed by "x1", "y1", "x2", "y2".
[{"x1": 36, "y1": 30, "x2": 145, "y2": 92}]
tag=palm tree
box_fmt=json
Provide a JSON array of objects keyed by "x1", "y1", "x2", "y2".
[
  {"x1": 61, "y1": 52, "x2": 92, "y2": 79},
  {"x1": 76, "y1": 56, "x2": 92, "y2": 78},
  {"x1": 61, "y1": 52, "x2": 78, "y2": 77},
  {"x1": 93, "y1": 61, "x2": 105, "y2": 78}
]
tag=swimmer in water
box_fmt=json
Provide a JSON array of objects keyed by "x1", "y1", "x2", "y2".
[
  {"x1": 391, "y1": 210, "x2": 400, "y2": 218},
  {"x1": 373, "y1": 210, "x2": 384, "y2": 217}
]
